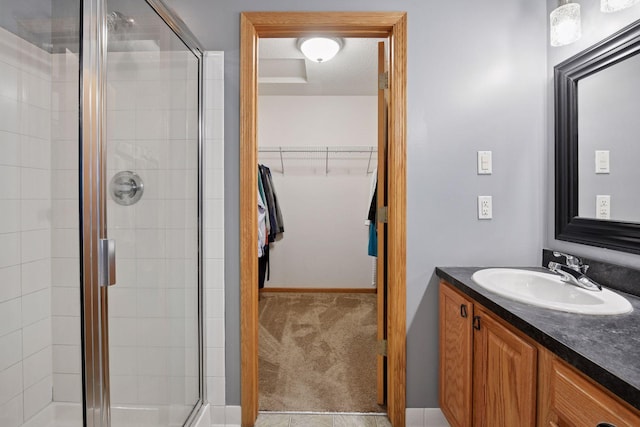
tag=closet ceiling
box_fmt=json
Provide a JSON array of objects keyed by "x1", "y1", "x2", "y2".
[{"x1": 259, "y1": 37, "x2": 381, "y2": 96}]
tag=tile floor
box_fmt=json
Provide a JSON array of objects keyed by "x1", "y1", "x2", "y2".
[{"x1": 255, "y1": 413, "x2": 391, "y2": 427}]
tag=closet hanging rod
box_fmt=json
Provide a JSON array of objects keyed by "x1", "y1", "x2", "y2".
[{"x1": 258, "y1": 145, "x2": 377, "y2": 175}]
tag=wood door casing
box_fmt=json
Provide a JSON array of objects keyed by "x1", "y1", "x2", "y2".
[
  {"x1": 472, "y1": 307, "x2": 537, "y2": 427},
  {"x1": 439, "y1": 282, "x2": 473, "y2": 427},
  {"x1": 240, "y1": 11, "x2": 407, "y2": 427}
]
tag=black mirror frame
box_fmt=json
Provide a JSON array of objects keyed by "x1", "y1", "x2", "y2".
[{"x1": 555, "y1": 19, "x2": 640, "y2": 255}]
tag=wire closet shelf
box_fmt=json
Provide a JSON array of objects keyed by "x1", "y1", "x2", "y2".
[{"x1": 258, "y1": 145, "x2": 377, "y2": 176}]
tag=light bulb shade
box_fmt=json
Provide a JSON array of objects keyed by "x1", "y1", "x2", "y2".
[
  {"x1": 299, "y1": 37, "x2": 342, "y2": 63},
  {"x1": 550, "y1": 3, "x2": 582, "y2": 47},
  {"x1": 601, "y1": 0, "x2": 640, "y2": 12}
]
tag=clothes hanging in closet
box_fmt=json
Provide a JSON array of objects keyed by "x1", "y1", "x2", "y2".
[
  {"x1": 258, "y1": 164, "x2": 284, "y2": 288},
  {"x1": 366, "y1": 169, "x2": 377, "y2": 257}
]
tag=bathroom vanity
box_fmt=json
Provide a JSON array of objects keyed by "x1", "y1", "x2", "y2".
[{"x1": 436, "y1": 267, "x2": 640, "y2": 427}]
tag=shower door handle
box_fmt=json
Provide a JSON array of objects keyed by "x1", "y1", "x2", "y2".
[{"x1": 99, "y1": 239, "x2": 116, "y2": 287}]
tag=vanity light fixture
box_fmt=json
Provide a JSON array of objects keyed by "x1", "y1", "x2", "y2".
[
  {"x1": 298, "y1": 37, "x2": 343, "y2": 63},
  {"x1": 550, "y1": 0, "x2": 582, "y2": 47},
  {"x1": 601, "y1": 0, "x2": 640, "y2": 12}
]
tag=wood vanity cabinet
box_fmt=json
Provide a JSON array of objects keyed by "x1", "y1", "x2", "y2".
[
  {"x1": 440, "y1": 280, "x2": 640, "y2": 427},
  {"x1": 439, "y1": 281, "x2": 537, "y2": 427},
  {"x1": 538, "y1": 347, "x2": 640, "y2": 427}
]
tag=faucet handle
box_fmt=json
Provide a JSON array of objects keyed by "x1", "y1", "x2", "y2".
[{"x1": 552, "y1": 251, "x2": 587, "y2": 272}]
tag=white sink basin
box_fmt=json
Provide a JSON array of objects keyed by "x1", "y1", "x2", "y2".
[{"x1": 471, "y1": 268, "x2": 633, "y2": 315}]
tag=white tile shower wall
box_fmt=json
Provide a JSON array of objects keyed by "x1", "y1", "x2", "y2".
[
  {"x1": 50, "y1": 49, "x2": 82, "y2": 406},
  {"x1": 203, "y1": 52, "x2": 226, "y2": 425},
  {"x1": 0, "y1": 26, "x2": 53, "y2": 427}
]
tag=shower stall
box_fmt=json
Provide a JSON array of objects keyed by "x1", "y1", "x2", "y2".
[{"x1": 0, "y1": 1, "x2": 205, "y2": 426}]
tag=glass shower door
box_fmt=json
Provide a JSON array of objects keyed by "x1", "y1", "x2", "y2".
[{"x1": 103, "y1": 1, "x2": 202, "y2": 425}]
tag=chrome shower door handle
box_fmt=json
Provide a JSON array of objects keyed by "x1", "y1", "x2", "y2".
[{"x1": 99, "y1": 239, "x2": 116, "y2": 287}]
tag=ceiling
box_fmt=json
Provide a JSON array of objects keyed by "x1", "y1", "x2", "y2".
[{"x1": 258, "y1": 38, "x2": 382, "y2": 96}]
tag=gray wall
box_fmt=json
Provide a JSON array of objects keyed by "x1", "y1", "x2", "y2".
[
  {"x1": 166, "y1": 0, "x2": 547, "y2": 407},
  {"x1": 546, "y1": 2, "x2": 640, "y2": 268}
]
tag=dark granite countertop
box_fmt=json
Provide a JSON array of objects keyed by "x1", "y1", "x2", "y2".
[{"x1": 435, "y1": 266, "x2": 640, "y2": 411}]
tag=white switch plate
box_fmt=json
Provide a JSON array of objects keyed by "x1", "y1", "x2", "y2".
[
  {"x1": 478, "y1": 196, "x2": 492, "y2": 219},
  {"x1": 595, "y1": 150, "x2": 610, "y2": 174},
  {"x1": 477, "y1": 151, "x2": 492, "y2": 175},
  {"x1": 596, "y1": 195, "x2": 611, "y2": 219}
]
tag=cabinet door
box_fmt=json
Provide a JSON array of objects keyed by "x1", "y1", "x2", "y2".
[
  {"x1": 473, "y1": 307, "x2": 537, "y2": 427},
  {"x1": 439, "y1": 282, "x2": 473, "y2": 427}
]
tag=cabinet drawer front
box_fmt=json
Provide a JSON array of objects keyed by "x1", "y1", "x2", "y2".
[{"x1": 551, "y1": 360, "x2": 640, "y2": 427}]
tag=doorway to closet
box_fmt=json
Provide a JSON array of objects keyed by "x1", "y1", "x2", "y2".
[
  {"x1": 240, "y1": 12, "x2": 407, "y2": 427},
  {"x1": 256, "y1": 36, "x2": 383, "y2": 413}
]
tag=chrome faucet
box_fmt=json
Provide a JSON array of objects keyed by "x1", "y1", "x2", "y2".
[{"x1": 548, "y1": 252, "x2": 602, "y2": 291}]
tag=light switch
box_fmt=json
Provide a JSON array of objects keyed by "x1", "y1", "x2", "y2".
[
  {"x1": 595, "y1": 150, "x2": 610, "y2": 174},
  {"x1": 477, "y1": 151, "x2": 492, "y2": 175}
]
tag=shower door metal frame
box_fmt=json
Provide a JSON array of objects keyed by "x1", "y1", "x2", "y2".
[{"x1": 80, "y1": 0, "x2": 206, "y2": 425}]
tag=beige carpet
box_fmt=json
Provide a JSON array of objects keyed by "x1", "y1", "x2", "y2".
[{"x1": 258, "y1": 292, "x2": 384, "y2": 413}]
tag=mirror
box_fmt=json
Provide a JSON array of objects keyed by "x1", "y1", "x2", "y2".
[{"x1": 555, "y1": 19, "x2": 640, "y2": 254}]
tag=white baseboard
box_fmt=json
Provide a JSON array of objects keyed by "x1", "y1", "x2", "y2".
[
  {"x1": 210, "y1": 405, "x2": 241, "y2": 427},
  {"x1": 406, "y1": 408, "x2": 450, "y2": 427}
]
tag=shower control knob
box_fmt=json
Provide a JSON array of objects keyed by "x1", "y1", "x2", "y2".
[{"x1": 109, "y1": 171, "x2": 144, "y2": 206}]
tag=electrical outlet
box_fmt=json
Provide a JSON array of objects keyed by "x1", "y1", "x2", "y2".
[
  {"x1": 478, "y1": 196, "x2": 492, "y2": 219},
  {"x1": 596, "y1": 195, "x2": 610, "y2": 219}
]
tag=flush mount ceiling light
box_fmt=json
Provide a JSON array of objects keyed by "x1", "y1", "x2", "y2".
[
  {"x1": 298, "y1": 37, "x2": 343, "y2": 63},
  {"x1": 550, "y1": 0, "x2": 582, "y2": 47},
  {"x1": 601, "y1": 0, "x2": 640, "y2": 12}
]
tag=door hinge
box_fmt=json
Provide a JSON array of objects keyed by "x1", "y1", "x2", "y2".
[
  {"x1": 377, "y1": 339, "x2": 388, "y2": 356},
  {"x1": 378, "y1": 71, "x2": 389, "y2": 90},
  {"x1": 377, "y1": 206, "x2": 388, "y2": 223}
]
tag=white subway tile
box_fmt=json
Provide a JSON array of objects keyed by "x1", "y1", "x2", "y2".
[
  {"x1": 0, "y1": 200, "x2": 20, "y2": 233},
  {"x1": 107, "y1": 110, "x2": 136, "y2": 141},
  {"x1": 0, "y1": 297, "x2": 21, "y2": 336},
  {"x1": 51, "y1": 373, "x2": 80, "y2": 403},
  {"x1": 51, "y1": 258, "x2": 79, "y2": 287},
  {"x1": 0, "y1": 61, "x2": 19, "y2": 100},
  {"x1": 21, "y1": 229, "x2": 50, "y2": 263},
  {"x1": 108, "y1": 317, "x2": 138, "y2": 347},
  {"x1": 136, "y1": 318, "x2": 169, "y2": 348},
  {"x1": 0, "y1": 266, "x2": 20, "y2": 303},
  {"x1": 52, "y1": 80, "x2": 77, "y2": 112},
  {"x1": 51, "y1": 287, "x2": 79, "y2": 317},
  {"x1": 20, "y1": 200, "x2": 51, "y2": 232},
  {"x1": 51, "y1": 316, "x2": 79, "y2": 347},
  {"x1": 108, "y1": 287, "x2": 137, "y2": 318},
  {"x1": 21, "y1": 288, "x2": 50, "y2": 326},
  {"x1": 51, "y1": 139, "x2": 78, "y2": 171},
  {"x1": 51, "y1": 199, "x2": 78, "y2": 229},
  {"x1": 206, "y1": 317, "x2": 224, "y2": 349},
  {"x1": 205, "y1": 169, "x2": 224, "y2": 200},
  {"x1": 0, "y1": 166, "x2": 20, "y2": 199},
  {"x1": 0, "y1": 232, "x2": 20, "y2": 268},
  {"x1": 137, "y1": 347, "x2": 168, "y2": 376},
  {"x1": 20, "y1": 136, "x2": 50, "y2": 170},
  {"x1": 205, "y1": 259, "x2": 224, "y2": 290},
  {"x1": 204, "y1": 108, "x2": 223, "y2": 141},
  {"x1": 51, "y1": 228, "x2": 79, "y2": 259},
  {"x1": 52, "y1": 345, "x2": 81, "y2": 374},
  {"x1": 134, "y1": 199, "x2": 166, "y2": 229},
  {"x1": 51, "y1": 169, "x2": 78, "y2": 200},
  {"x1": 205, "y1": 229, "x2": 224, "y2": 260},
  {"x1": 138, "y1": 376, "x2": 168, "y2": 405},
  {"x1": 205, "y1": 79, "x2": 224, "y2": 110},
  {"x1": 23, "y1": 375, "x2": 52, "y2": 420},
  {"x1": 51, "y1": 110, "x2": 78, "y2": 140},
  {"x1": 21, "y1": 168, "x2": 50, "y2": 200},
  {"x1": 135, "y1": 139, "x2": 169, "y2": 170},
  {"x1": 0, "y1": 393, "x2": 22, "y2": 427},
  {"x1": 106, "y1": 80, "x2": 138, "y2": 111},
  {"x1": 21, "y1": 259, "x2": 50, "y2": 295},
  {"x1": 206, "y1": 289, "x2": 224, "y2": 319},
  {"x1": 135, "y1": 109, "x2": 168, "y2": 140},
  {"x1": 20, "y1": 104, "x2": 50, "y2": 141},
  {"x1": 0, "y1": 330, "x2": 21, "y2": 372},
  {"x1": 206, "y1": 347, "x2": 225, "y2": 378},
  {"x1": 135, "y1": 229, "x2": 166, "y2": 259},
  {"x1": 108, "y1": 346, "x2": 137, "y2": 376},
  {"x1": 225, "y1": 405, "x2": 241, "y2": 426},
  {"x1": 0, "y1": 130, "x2": 20, "y2": 166},
  {"x1": 23, "y1": 347, "x2": 51, "y2": 389},
  {"x1": 110, "y1": 375, "x2": 138, "y2": 405},
  {"x1": 0, "y1": 96, "x2": 20, "y2": 134},
  {"x1": 22, "y1": 318, "x2": 51, "y2": 357},
  {"x1": 136, "y1": 288, "x2": 167, "y2": 318},
  {"x1": 0, "y1": 362, "x2": 23, "y2": 406}
]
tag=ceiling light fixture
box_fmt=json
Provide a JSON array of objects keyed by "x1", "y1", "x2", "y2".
[
  {"x1": 601, "y1": 0, "x2": 640, "y2": 12},
  {"x1": 550, "y1": 0, "x2": 582, "y2": 47},
  {"x1": 298, "y1": 37, "x2": 343, "y2": 63}
]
